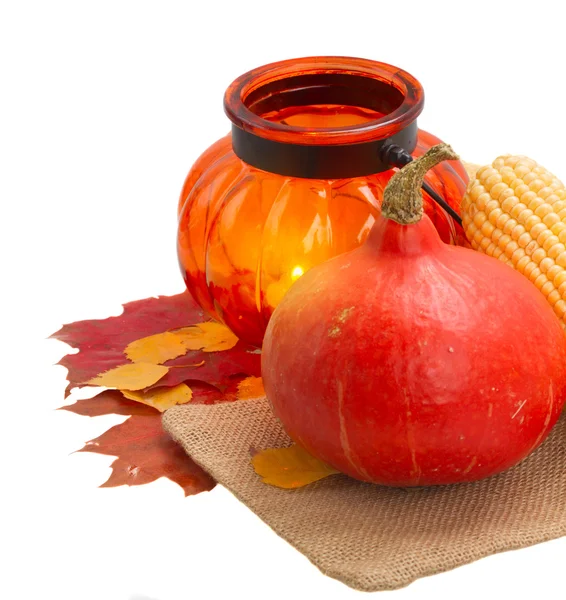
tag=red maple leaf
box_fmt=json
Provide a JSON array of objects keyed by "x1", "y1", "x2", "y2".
[
  {"x1": 51, "y1": 290, "x2": 260, "y2": 395},
  {"x1": 53, "y1": 291, "x2": 261, "y2": 494},
  {"x1": 149, "y1": 343, "x2": 261, "y2": 390},
  {"x1": 63, "y1": 391, "x2": 215, "y2": 495},
  {"x1": 61, "y1": 391, "x2": 157, "y2": 417}
]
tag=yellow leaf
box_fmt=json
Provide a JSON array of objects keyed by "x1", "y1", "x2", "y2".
[
  {"x1": 175, "y1": 322, "x2": 239, "y2": 353},
  {"x1": 252, "y1": 444, "x2": 339, "y2": 489},
  {"x1": 236, "y1": 376, "x2": 265, "y2": 400},
  {"x1": 125, "y1": 331, "x2": 189, "y2": 364},
  {"x1": 121, "y1": 383, "x2": 193, "y2": 412},
  {"x1": 124, "y1": 321, "x2": 238, "y2": 365},
  {"x1": 86, "y1": 363, "x2": 168, "y2": 391}
]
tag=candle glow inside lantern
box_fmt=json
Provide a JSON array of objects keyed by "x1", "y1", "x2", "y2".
[{"x1": 177, "y1": 57, "x2": 469, "y2": 346}]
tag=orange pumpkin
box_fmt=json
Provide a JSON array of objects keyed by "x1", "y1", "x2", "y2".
[{"x1": 177, "y1": 57, "x2": 468, "y2": 346}]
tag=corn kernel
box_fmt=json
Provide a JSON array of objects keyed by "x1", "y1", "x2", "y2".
[
  {"x1": 504, "y1": 156, "x2": 521, "y2": 168},
  {"x1": 543, "y1": 213, "x2": 561, "y2": 228},
  {"x1": 473, "y1": 212, "x2": 487, "y2": 228},
  {"x1": 529, "y1": 267, "x2": 542, "y2": 283},
  {"x1": 539, "y1": 257, "x2": 554, "y2": 273},
  {"x1": 501, "y1": 196, "x2": 518, "y2": 213},
  {"x1": 484, "y1": 201, "x2": 499, "y2": 215},
  {"x1": 524, "y1": 214, "x2": 541, "y2": 230},
  {"x1": 553, "y1": 271, "x2": 566, "y2": 288},
  {"x1": 531, "y1": 247, "x2": 546, "y2": 264},
  {"x1": 503, "y1": 218, "x2": 518, "y2": 235},
  {"x1": 492, "y1": 246, "x2": 504, "y2": 259},
  {"x1": 485, "y1": 242, "x2": 498, "y2": 257},
  {"x1": 542, "y1": 235, "x2": 559, "y2": 253},
  {"x1": 536, "y1": 229, "x2": 552, "y2": 248},
  {"x1": 489, "y1": 182, "x2": 508, "y2": 200},
  {"x1": 515, "y1": 166, "x2": 531, "y2": 179},
  {"x1": 498, "y1": 233, "x2": 512, "y2": 251},
  {"x1": 505, "y1": 241, "x2": 519, "y2": 257},
  {"x1": 513, "y1": 183, "x2": 529, "y2": 197},
  {"x1": 501, "y1": 169, "x2": 517, "y2": 186},
  {"x1": 518, "y1": 158, "x2": 537, "y2": 169},
  {"x1": 495, "y1": 213, "x2": 510, "y2": 230},
  {"x1": 521, "y1": 190, "x2": 538, "y2": 206},
  {"x1": 517, "y1": 232, "x2": 532, "y2": 248},
  {"x1": 540, "y1": 280, "x2": 554, "y2": 297},
  {"x1": 470, "y1": 184, "x2": 486, "y2": 201},
  {"x1": 524, "y1": 240, "x2": 538, "y2": 256},
  {"x1": 516, "y1": 255, "x2": 531, "y2": 273},
  {"x1": 475, "y1": 192, "x2": 490, "y2": 210},
  {"x1": 529, "y1": 179, "x2": 546, "y2": 193},
  {"x1": 485, "y1": 173, "x2": 502, "y2": 191},
  {"x1": 556, "y1": 252, "x2": 566, "y2": 269},
  {"x1": 481, "y1": 221, "x2": 495, "y2": 238},
  {"x1": 479, "y1": 235, "x2": 492, "y2": 251},
  {"x1": 511, "y1": 224, "x2": 526, "y2": 240},
  {"x1": 548, "y1": 243, "x2": 565, "y2": 260},
  {"x1": 523, "y1": 261, "x2": 538, "y2": 278},
  {"x1": 473, "y1": 229, "x2": 484, "y2": 246},
  {"x1": 530, "y1": 222, "x2": 547, "y2": 239},
  {"x1": 510, "y1": 203, "x2": 528, "y2": 220},
  {"x1": 554, "y1": 300, "x2": 566, "y2": 317},
  {"x1": 547, "y1": 264, "x2": 562, "y2": 281},
  {"x1": 534, "y1": 204, "x2": 553, "y2": 219},
  {"x1": 491, "y1": 228, "x2": 504, "y2": 243},
  {"x1": 538, "y1": 187, "x2": 554, "y2": 200}
]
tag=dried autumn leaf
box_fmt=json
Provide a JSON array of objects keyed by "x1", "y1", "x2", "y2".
[
  {"x1": 60, "y1": 383, "x2": 228, "y2": 418},
  {"x1": 59, "y1": 381, "x2": 247, "y2": 493},
  {"x1": 124, "y1": 321, "x2": 238, "y2": 366},
  {"x1": 121, "y1": 383, "x2": 193, "y2": 412},
  {"x1": 176, "y1": 322, "x2": 239, "y2": 353},
  {"x1": 125, "y1": 331, "x2": 190, "y2": 364},
  {"x1": 237, "y1": 376, "x2": 265, "y2": 400},
  {"x1": 61, "y1": 390, "x2": 216, "y2": 495},
  {"x1": 51, "y1": 291, "x2": 203, "y2": 395},
  {"x1": 87, "y1": 363, "x2": 168, "y2": 391},
  {"x1": 60, "y1": 390, "x2": 158, "y2": 417},
  {"x1": 252, "y1": 444, "x2": 339, "y2": 489},
  {"x1": 147, "y1": 344, "x2": 261, "y2": 391},
  {"x1": 51, "y1": 290, "x2": 261, "y2": 395},
  {"x1": 79, "y1": 413, "x2": 215, "y2": 496}
]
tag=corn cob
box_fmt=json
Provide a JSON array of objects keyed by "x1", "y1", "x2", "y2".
[
  {"x1": 463, "y1": 161, "x2": 481, "y2": 182},
  {"x1": 461, "y1": 155, "x2": 566, "y2": 329}
]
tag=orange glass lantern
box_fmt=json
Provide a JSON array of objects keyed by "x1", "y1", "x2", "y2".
[{"x1": 177, "y1": 57, "x2": 469, "y2": 346}]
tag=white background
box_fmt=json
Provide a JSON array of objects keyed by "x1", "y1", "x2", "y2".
[{"x1": 2, "y1": 1, "x2": 565, "y2": 599}]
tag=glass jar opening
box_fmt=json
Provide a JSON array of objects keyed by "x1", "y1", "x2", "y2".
[
  {"x1": 224, "y1": 57, "x2": 424, "y2": 146},
  {"x1": 245, "y1": 73, "x2": 405, "y2": 131}
]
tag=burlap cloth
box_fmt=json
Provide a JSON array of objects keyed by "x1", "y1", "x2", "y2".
[{"x1": 163, "y1": 398, "x2": 566, "y2": 592}]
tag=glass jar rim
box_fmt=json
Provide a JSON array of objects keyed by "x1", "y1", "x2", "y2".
[{"x1": 224, "y1": 56, "x2": 424, "y2": 146}]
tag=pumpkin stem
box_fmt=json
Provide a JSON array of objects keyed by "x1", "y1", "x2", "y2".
[{"x1": 381, "y1": 143, "x2": 460, "y2": 225}]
